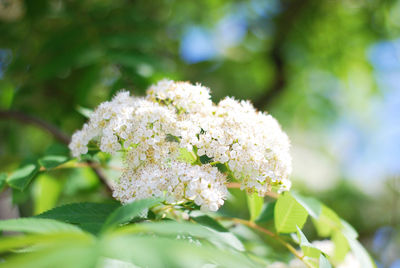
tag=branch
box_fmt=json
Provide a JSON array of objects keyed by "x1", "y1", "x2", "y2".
[
  {"x1": 0, "y1": 109, "x2": 113, "y2": 194},
  {"x1": 0, "y1": 110, "x2": 70, "y2": 145},
  {"x1": 253, "y1": 0, "x2": 310, "y2": 110}
]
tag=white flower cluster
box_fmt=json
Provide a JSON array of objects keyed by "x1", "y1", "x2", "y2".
[{"x1": 69, "y1": 79, "x2": 292, "y2": 211}]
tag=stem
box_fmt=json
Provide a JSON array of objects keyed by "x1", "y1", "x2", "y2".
[{"x1": 222, "y1": 217, "x2": 312, "y2": 268}]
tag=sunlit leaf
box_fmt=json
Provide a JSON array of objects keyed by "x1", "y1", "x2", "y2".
[
  {"x1": 296, "y1": 226, "x2": 321, "y2": 259},
  {"x1": 247, "y1": 193, "x2": 264, "y2": 222},
  {"x1": 319, "y1": 254, "x2": 333, "y2": 268},
  {"x1": 332, "y1": 231, "x2": 350, "y2": 262},
  {"x1": 33, "y1": 174, "x2": 62, "y2": 215},
  {"x1": 118, "y1": 221, "x2": 244, "y2": 252},
  {"x1": 343, "y1": 234, "x2": 377, "y2": 268},
  {"x1": 274, "y1": 192, "x2": 308, "y2": 233},
  {"x1": 291, "y1": 192, "x2": 321, "y2": 219},
  {"x1": 0, "y1": 218, "x2": 85, "y2": 234},
  {"x1": 312, "y1": 205, "x2": 341, "y2": 237}
]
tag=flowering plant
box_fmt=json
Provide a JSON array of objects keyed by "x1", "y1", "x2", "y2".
[{"x1": 0, "y1": 80, "x2": 376, "y2": 268}]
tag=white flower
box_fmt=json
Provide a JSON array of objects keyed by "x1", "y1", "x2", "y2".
[{"x1": 69, "y1": 79, "x2": 292, "y2": 211}]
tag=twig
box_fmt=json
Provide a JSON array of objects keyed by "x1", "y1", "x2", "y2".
[
  {"x1": 0, "y1": 109, "x2": 113, "y2": 193},
  {"x1": 221, "y1": 217, "x2": 312, "y2": 268}
]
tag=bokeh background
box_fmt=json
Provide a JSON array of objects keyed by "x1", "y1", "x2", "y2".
[{"x1": 0, "y1": 0, "x2": 399, "y2": 267}]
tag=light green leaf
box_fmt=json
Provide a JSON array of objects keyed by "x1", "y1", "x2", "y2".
[
  {"x1": 274, "y1": 192, "x2": 308, "y2": 233},
  {"x1": 340, "y1": 219, "x2": 358, "y2": 239},
  {"x1": 117, "y1": 221, "x2": 244, "y2": 252},
  {"x1": 256, "y1": 201, "x2": 276, "y2": 223},
  {"x1": 76, "y1": 106, "x2": 93, "y2": 118},
  {"x1": 38, "y1": 155, "x2": 69, "y2": 169},
  {"x1": 332, "y1": 231, "x2": 350, "y2": 262},
  {"x1": 33, "y1": 174, "x2": 62, "y2": 215},
  {"x1": 296, "y1": 226, "x2": 321, "y2": 258},
  {"x1": 291, "y1": 192, "x2": 321, "y2": 219},
  {"x1": 177, "y1": 148, "x2": 197, "y2": 164},
  {"x1": 343, "y1": 234, "x2": 377, "y2": 268},
  {"x1": 101, "y1": 198, "x2": 161, "y2": 231},
  {"x1": 104, "y1": 235, "x2": 256, "y2": 268},
  {"x1": 7, "y1": 164, "x2": 39, "y2": 191},
  {"x1": 0, "y1": 218, "x2": 85, "y2": 234},
  {"x1": 319, "y1": 254, "x2": 333, "y2": 268},
  {"x1": 247, "y1": 193, "x2": 264, "y2": 222},
  {"x1": 0, "y1": 243, "x2": 96, "y2": 268},
  {"x1": 312, "y1": 205, "x2": 341, "y2": 237},
  {"x1": 0, "y1": 233, "x2": 93, "y2": 252}
]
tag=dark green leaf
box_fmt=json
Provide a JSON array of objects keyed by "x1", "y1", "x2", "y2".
[
  {"x1": 190, "y1": 214, "x2": 228, "y2": 232},
  {"x1": 7, "y1": 164, "x2": 39, "y2": 191},
  {"x1": 101, "y1": 198, "x2": 161, "y2": 231},
  {"x1": 36, "y1": 202, "x2": 120, "y2": 234},
  {"x1": 255, "y1": 201, "x2": 276, "y2": 223}
]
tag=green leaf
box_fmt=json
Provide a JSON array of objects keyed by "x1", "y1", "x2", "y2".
[
  {"x1": 291, "y1": 192, "x2": 321, "y2": 219},
  {"x1": 274, "y1": 192, "x2": 308, "y2": 233},
  {"x1": 312, "y1": 205, "x2": 341, "y2": 237},
  {"x1": 177, "y1": 148, "x2": 197, "y2": 164},
  {"x1": 117, "y1": 221, "x2": 244, "y2": 252},
  {"x1": 76, "y1": 106, "x2": 93, "y2": 118},
  {"x1": 190, "y1": 214, "x2": 228, "y2": 232},
  {"x1": 38, "y1": 155, "x2": 69, "y2": 169},
  {"x1": 101, "y1": 198, "x2": 161, "y2": 231},
  {"x1": 340, "y1": 219, "x2": 358, "y2": 239},
  {"x1": 256, "y1": 201, "x2": 276, "y2": 223},
  {"x1": 0, "y1": 172, "x2": 7, "y2": 190},
  {"x1": 319, "y1": 254, "x2": 333, "y2": 268},
  {"x1": 104, "y1": 235, "x2": 255, "y2": 268},
  {"x1": 33, "y1": 174, "x2": 62, "y2": 215},
  {"x1": 36, "y1": 202, "x2": 119, "y2": 223},
  {"x1": 344, "y1": 235, "x2": 376, "y2": 268},
  {"x1": 247, "y1": 193, "x2": 264, "y2": 222},
  {"x1": 0, "y1": 218, "x2": 85, "y2": 234},
  {"x1": 7, "y1": 164, "x2": 39, "y2": 191},
  {"x1": 332, "y1": 231, "x2": 350, "y2": 262},
  {"x1": 296, "y1": 226, "x2": 321, "y2": 258},
  {"x1": 0, "y1": 242, "x2": 96, "y2": 268},
  {"x1": 0, "y1": 233, "x2": 93, "y2": 252}
]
